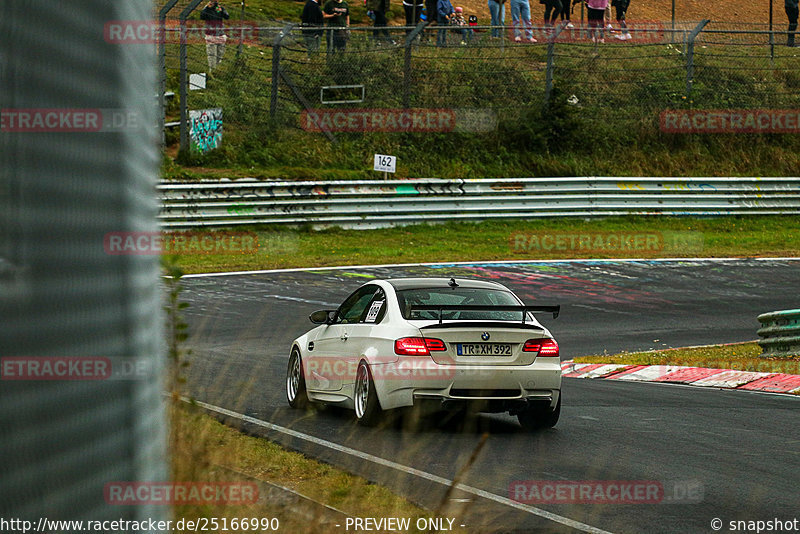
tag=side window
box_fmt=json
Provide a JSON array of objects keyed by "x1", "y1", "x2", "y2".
[
  {"x1": 337, "y1": 285, "x2": 378, "y2": 324},
  {"x1": 362, "y1": 288, "x2": 386, "y2": 324}
]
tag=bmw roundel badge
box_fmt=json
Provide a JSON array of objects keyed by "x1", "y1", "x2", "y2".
[{"x1": 481, "y1": 332, "x2": 490, "y2": 341}]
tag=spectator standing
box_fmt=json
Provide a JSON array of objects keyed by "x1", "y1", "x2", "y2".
[
  {"x1": 488, "y1": 0, "x2": 506, "y2": 38},
  {"x1": 543, "y1": 0, "x2": 562, "y2": 31},
  {"x1": 510, "y1": 0, "x2": 536, "y2": 42},
  {"x1": 323, "y1": 0, "x2": 350, "y2": 51},
  {"x1": 200, "y1": 1, "x2": 230, "y2": 70},
  {"x1": 586, "y1": 0, "x2": 608, "y2": 42},
  {"x1": 436, "y1": 0, "x2": 455, "y2": 45},
  {"x1": 403, "y1": 0, "x2": 425, "y2": 35},
  {"x1": 301, "y1": 0, "x2": 324, "y2": 51},
  {"x1": 611, "y1": 0, "x2": 630, "y2": 39},
  {"x1": 424, "y1": 0, "x2": 439, "y2": 42},
  {"x1": 559, "y1": 0, "x2": 574, "y2": 28},
  {"x1": 369, "y1": 0, "x2": 395, "y2": 44},
  {"x1": 787, "y1": 0, "x2": 799, "y2": 46}
]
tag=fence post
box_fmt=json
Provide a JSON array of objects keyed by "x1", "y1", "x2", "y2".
[
  {"x1": 670, "y1": 0, "x2": 675, "y2": 43},
  {"x1": 544, "y1": 24, "x2": 565, "y2": 106},
  {"x1": 769, "y1": 0, "x2": 775, "y2": 62},
  {"x1": 179, "y1": 0, "x2": 205, "y2": 154},
  {"x1": 159, "y1": 0, "x2": 180, "y2": 149},
  {"x1": 684, "y1": 19, "x2": 709, "y2": 100},
  {"x1": 270, "y1": 24, "x2": 294, "y2": 118},
  {"x1": 403, "y1": 22, "x2": 427, "y2": 109},
  {"x1": 237, "y1": 0, "x2": 247, "y2": 57}
]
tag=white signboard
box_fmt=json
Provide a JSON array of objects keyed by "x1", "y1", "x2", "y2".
[
  {"x1": 373, "y1": 154, "x2": 396, "y2": 173},
  {"x1": 189, "y1": 73, "x2": 207, "y2": 91}
]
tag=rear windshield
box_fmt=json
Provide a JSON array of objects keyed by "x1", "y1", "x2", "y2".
[{"x1": 397, "y1": 287, "x2": 525, "y2": 321}]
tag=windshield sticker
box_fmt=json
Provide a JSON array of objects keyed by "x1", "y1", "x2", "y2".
[{"x1": 365, "y1": 300, "x2": 384, "y2": 323}]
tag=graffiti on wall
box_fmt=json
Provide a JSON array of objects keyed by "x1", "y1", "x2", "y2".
[{"x1": 189, "y1": 108, "x2": 222, "y2": 153}]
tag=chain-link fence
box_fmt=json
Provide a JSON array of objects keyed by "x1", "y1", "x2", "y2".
[{"x1": 156, "y1": 9, "x2": 800, "y2": 151}]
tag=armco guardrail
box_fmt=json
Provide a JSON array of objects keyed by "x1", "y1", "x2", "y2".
[
  {"x1": 157, "y1": 177, "x2": 800, "y2": 229},
  {"x1": 758, "y1": 309, "x2": 800, "y2": 358}
]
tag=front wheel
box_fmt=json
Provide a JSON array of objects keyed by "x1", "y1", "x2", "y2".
[
  {"x1": 518, "y1": 392, "x2": 561, "y2": 431},
  {"x1": 287, "y1": 348, "x2": 309, "y2": 408},
  {"x1": 354, "y1": 361, "x2": 381, "y2": 426}
]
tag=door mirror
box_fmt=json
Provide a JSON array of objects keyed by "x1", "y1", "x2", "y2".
[{"x1": 309, "y1": 310, "x2": 336, "y2": 324}]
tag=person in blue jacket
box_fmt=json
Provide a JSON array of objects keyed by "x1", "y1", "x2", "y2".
[{"x1": 436, "y1": 0, "x2": 455, "y2": 46}]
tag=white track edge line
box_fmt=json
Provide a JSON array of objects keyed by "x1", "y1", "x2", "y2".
[
  {"x1": 182, "y1": 257, "x2": 800, "y2": 278},
  {"x1": 186, "y1": 398, "x2": 615, "y2": 534}
]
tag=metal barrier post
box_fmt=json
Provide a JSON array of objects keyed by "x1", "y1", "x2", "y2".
[
  {"x1": 685, "y1": 19, "x2": 709, "y2": 99},
  {"x1": 179, "y1": 0, "x2": 205, "y2": 154}
]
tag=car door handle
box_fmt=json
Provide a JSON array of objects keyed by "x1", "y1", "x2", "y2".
[{"x1": 340, "y1": 332, "x2": 348, "y2": 341}]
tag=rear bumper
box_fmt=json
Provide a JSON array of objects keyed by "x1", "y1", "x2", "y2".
[{"x1": 370, "y1": 358, "x2": 562, "y2": 411}]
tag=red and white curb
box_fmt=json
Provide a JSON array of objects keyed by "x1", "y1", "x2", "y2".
[{"x1": 560, "y1": 361, "x2": 800, "y2": 394}]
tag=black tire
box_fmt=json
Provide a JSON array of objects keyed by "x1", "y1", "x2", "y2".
[
  {"x1": 286, "y1": 348, "x2": 309, "y2": 409},
  {"x1": 517, "y1": 392, "x2": 561, "y2": 431},
  {"x1": 354, "y1": 361, "x2": 382, "y2": 426}
]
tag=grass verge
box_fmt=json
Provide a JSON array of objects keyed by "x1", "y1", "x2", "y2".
[
  {"x1": 171, "y1": 402, "x2": 436, "y2": 533},
  {"x1": 165, "y1": 215, "x2": 800, "y2": 274},
  {"x1": 573, "y1": 342, "x2": 800, "y2": 375}
]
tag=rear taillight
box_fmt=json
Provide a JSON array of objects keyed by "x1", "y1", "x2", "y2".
[
  {"x1": 394, "y1": 337, "x2": 446, "y2": 355},
  {"x1": 523, "y1": 338, "x2": 559, "y2": 357},
  {"x1": 424, "y1": 338, "x2": 446, "y2": 351}
]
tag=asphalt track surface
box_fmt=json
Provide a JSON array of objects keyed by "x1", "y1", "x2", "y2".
[{"x1": 181, "y1": 259, "x2": 800, "y2": 534}]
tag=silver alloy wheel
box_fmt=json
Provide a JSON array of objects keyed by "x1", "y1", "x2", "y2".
[
  {"x1": 287, "y1": 351, "x2": 300, "y2": 403},
  {"x1": 355, "y1": 363, "x2": 370, "y2": 419}
]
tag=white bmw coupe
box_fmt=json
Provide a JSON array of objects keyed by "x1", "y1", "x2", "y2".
[{"x1": 286, "y1": 277, "x2": 562, "y2": 430}]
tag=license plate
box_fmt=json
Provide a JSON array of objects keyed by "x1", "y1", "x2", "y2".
[{"x1": 456, "y1": 343, "x2": 512, "y2": 356}]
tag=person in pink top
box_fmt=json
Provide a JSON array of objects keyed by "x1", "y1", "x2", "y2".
[{"x1": 585, "y1": 0, "x2": 608, "y2": 42}]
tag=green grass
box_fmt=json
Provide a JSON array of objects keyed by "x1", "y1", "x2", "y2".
[
  {"x1": 171, "y1": 402, "x2": 439, "y2": 533},
  {"x1": 164, "y1": 215, "x2": 800, "y2": 274},
  {"x1": 161, "y1": 30, "x2": 800, "y2": 180},
  {"x1": 572, "y1": 342, "x2": 800, "y2": 375}
]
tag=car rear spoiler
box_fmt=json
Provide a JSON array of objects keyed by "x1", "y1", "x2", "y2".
[{"x1": 409, "y1": 304, "x2": 560, "y2": 324}]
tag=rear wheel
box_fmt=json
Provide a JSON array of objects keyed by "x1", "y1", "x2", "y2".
[
  {"x1": 518, "y1": 393, "x2": 561, "y2": 431},
  {"x1": 286, "y1": 348, "x2": 309, "y2": 408},
  {"x1": 354, "y1": 361, "x2": 381, "y2": 426}
]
